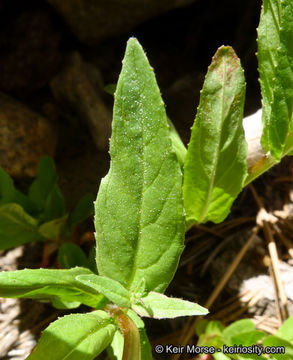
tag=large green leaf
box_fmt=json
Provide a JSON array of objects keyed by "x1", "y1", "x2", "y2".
[
  {"x1": 0, "y1": 267, "x2": 105, "y2": 308},
  {"x1": 183, "y1": 46, "x2": 247, "y2": 224},
  {"x1": 27, "y1": 311, "x2": 116, "y2": 360},
  {"x1": 258, "y1": 0, "x2": 293, "y2": 160},
  {"x1": 95, "y1": 38, "x2": 184, "y2": 293},
  {"x1": 0, "y1": 203, "x2": 40, "y2": 250}
]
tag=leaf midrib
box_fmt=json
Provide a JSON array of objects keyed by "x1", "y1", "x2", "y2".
[{"x1": 126, "y1": 51, "x2": 146, "y2": 290}]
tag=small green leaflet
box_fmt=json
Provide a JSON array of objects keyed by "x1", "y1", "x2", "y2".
[
  {"x1": 183, "y1": 46, "x2": 247, "y2": 224},
  {"x1": 95, "y1": 38, "x2": 185, "y2": 293},
  {"x1": 0, "y1": 267, "x2": 105, "y2": 309},
  {"x1": 58, "y1": 243, "x2": 90, "y2": 269},
  {"x1": 108, "y1": 330, "x2": 124, "y2": 360},
  {"x1": 38, "y1": 215, "x2": 68, "y2": 240},
  {"x1": 197, "y1": 319, "x2": 267, "y2": 360},
  {"x1": 28, "y1": 156, "x2": 66, "y2": 221},
  {"x1": 69, "y1": 193, "x2": 94, "y2": 226},
  {"x1": 0, "y1": 203, "x2": 40, "y2": 250},
  {"x1": 27, "y1": 311, "x2": 116, "y2": 360},
  {"x1": 258, "y1": 0, "x2": 293, "y2": 160},
  {"x1": 167, "y1": 118, "x2": 187, "y2": 168},
  {"x1": 131, "y1": 291, "x2": 208, "y2": 319},
  {"x1": 28, "y1": 156, "x2": 58, "y2": 210},
  {"x1": 0, "y1": 167, "x2": 15, "y2": 204},
  {"x1": 76, "y1": 274, "x2": 131, "y2": 308},
  {"x1": 222, "y1": 319, "x2": 266, "y2": 347}
]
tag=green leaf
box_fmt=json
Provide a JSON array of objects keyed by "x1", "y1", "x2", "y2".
[
  {"x1": 0, "y1": 167, "x2": 15, "y2": 203},
  {"x1": 108, "y1": 330, "x2": 124, "y2": 360},
  {"x1": 167, "y1": 118, "x2": 187, "y2": 168},
  {"x1": 258, "y1": 0, "x2": 293, "y2": 160},
  {"x1": 222, "y1": 320, "x2": 266, "y2": 354},
  {"x1": 222, "y1": 319, "x2": 255, "y2": 342},
  {"x1": 88, "y1": 246, "x2": 98, "y2": 274},
  {"x1": 28, "y1": 156, "x2": 58, "y2": 209},
  {"x1": 0, "y1": 166, "x2": 38, "y2": 215},
  {"x1": 103, "y1": 83, "x2": 187, "y2": 167},
  {"x1": 58, "y1": 243, "x2": 89, "y2": 269},
  {"x1": 183, "y1": 46, "x2": 247, "y2": 224},
  {"x1": 131, "y1": 291, "x2": 208, "y2": 319},
  {"x1": 14, "y1": 190, "x2": 36, "y2": 214},
  {"x1": 104, "y1": 83, "x2": 117, "y2": 96},
  {"x1": 275, "y1": 316, "x2": 293, "y2": 342},
  {"x1": 115, "y1": 312, "x2": 141, "y2": 360},
  {"x1": 38, "y1": 215, "x2": 68, "y2": 240},
  {"x1": 195, "y1": 319, "x2": 209, "y2": 336},
  {"x1": 76, "y1": 274, "x2": 131, "y2": 308},
  {"x1": 95, "y1": 38, "x2": 185, "y2": 293},
  {"x1": 127, "y1": 310, "x2": 152, "y2": 360},
  {"x1": 0, "y1": 203, "x2": 40, "y2": 250},
  {"x1": 42, "y1": 184, "x2": 66, "y2": 222},
  {"x1": 27, "y1": 311, "x2": 116, "y2": 360},
  {"x1": 51, "y1": 298, "x2": 82, "y2": 310},
  {"x1": 0, "y1": 267, "x2": 105, "y2": 308},
  {"x1": 197, "y1": 320, "x2": 225, "y2": 350},
  {"x1": 69, "y1": 193, "x2": 94, "y2": 226},
  {"x1": 263, "y1": 336, "x2": 292, "y2": 360}
]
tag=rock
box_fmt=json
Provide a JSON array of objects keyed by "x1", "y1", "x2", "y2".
[
  {"x1": 50, "y1": 52, "x2": 112, "y2": 150},
  {"x1": 0, "y1": 94, "x2": 57, "y2": 178},
  {"x1": 0, "y1": 7, "x2": 61, "y2": 95},
  {"x1": 47, "y1": 0, "x2": 196, "y2": 44}
]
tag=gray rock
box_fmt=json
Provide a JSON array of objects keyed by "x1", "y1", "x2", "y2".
[
  {"x1": 0, "y1": 94, "x2": 57, "y2": 178},
  {"x1": 50, "y1": 52, "x2": 112, "y2": 150},
  {"x1": 47, "y1": 0, "x2": 197, "y2": 44}
]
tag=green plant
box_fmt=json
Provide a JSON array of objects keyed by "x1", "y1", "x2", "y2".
[
  {"x1": 0, "y1": 0, "x2": 292, "y2": 358},
  {"x1": 0, "y1": 156, "x2": 94, "y2": 252},
  {"x1": 196, "y1": 317, "x2": 293, "y2": 360},
  {"x1": 0, "y1": 39, "x2": 208, "y2": 359}
]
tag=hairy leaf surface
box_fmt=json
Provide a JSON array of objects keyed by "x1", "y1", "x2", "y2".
[
  {"x1": 132, "y1": 291, "x2": 208, "y2": 319},
  {"x1": 258, "y1": 0, "x2": 293, "y2": 160},
  {"x1": 0, "y1": 267, "x2": 104, "y2": 308},
  {"x1": 183, "y1": 46, "x2": 247, "y2": 224},
  {"x1": 27, "y1": 311, "x2": 116, "y2": 360},
  {"x1": 95, "y1": 38, "x2": 184, "y2": 293},
  {"x1": 76, "y1": 274, "x2": 131, "y2": 307}
]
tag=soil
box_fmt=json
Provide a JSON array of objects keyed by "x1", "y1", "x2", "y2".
[{"x1": 0, "y1": 0, "x2": 293, "y2": 359}]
